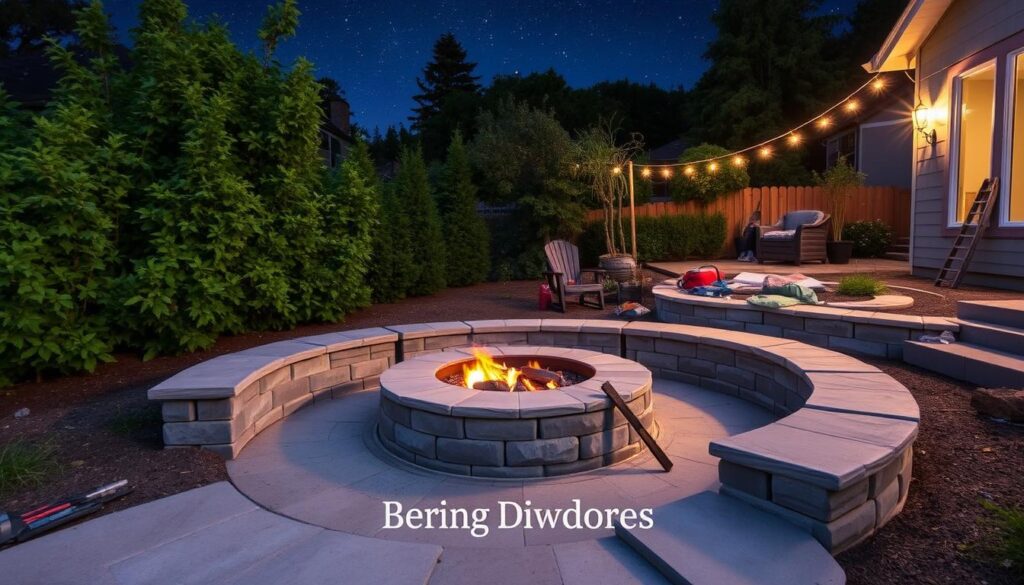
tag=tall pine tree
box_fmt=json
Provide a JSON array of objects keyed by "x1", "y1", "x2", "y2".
[
  {"x1": 394, "y1": 145, "x2": 446, "y2": 295},
  {"x1": 411, "y1": 33, "x2": 480, "y2": 129},
  {"x1": 436, "y1": 131, "x2": 489, "y2": 286}
]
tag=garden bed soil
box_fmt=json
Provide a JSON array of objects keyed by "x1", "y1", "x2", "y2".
[{"x1": 2, "y1": 273, "x2": 1023, "y2": 584}]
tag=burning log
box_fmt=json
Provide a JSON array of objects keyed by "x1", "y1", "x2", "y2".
[
  {"x1": 473, "y1": 380, "x2": 511, "y2": 392},
  {"x1": 520, "y1": 367, "x2": 564, "y2": 387}
]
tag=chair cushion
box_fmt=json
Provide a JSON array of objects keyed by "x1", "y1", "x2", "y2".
[
  {"x1": 782, "y1": 210, "x2": 824, "y2": 230},
  {"x1": 761, "y1": 229, "x2": 797, "y2": 240}
]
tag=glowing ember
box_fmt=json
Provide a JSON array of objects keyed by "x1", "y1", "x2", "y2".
[{"x1": 447, "y1": 348, "x2": 584, "y2": 392}]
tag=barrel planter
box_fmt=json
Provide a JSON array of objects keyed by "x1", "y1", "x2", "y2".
[{"x1": 599, "y1": 253, "x2": 637, "y2": 282}]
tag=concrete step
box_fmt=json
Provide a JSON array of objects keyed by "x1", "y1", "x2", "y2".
[
  {"x1": 958, "y1": 300, "x2": 1024, "y2": 329},
  {"x1": 956, "y1": 319, "x2": 1024, "y2": 354},
  {"x1": 615, "y1": 491, "x2": 845, "y2": 585},
  {"x1": 883, "y1": 252, "x2": 909, "y2": 261},
  {"x1": 903, "y1": 340, "x2": 1024, "y2": 388}
]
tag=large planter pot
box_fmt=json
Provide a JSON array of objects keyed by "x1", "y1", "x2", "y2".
[
  {"x1": 617, "y1": 282, "x2": 643, "y2": 303},
  {"x1": 599, "y1": 254, "x2": 637, "y2": 283},
  {"x1": 827, "y1": 241, "x2": 854, "y2": 264}
]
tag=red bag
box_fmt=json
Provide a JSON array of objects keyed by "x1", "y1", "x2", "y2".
[
  {"x1": 538, "y1": 283, "x2": 552, "y2": 310},
  {"x1": 678, "y1": 265, "x2": 722, "y2": 290}
]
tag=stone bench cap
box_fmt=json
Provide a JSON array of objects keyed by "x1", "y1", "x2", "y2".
[{"x1": 710, "y1": 409, "x2": 917, "y2": 490}]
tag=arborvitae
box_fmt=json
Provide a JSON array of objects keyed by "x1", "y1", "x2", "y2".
[
  {"x1": 356, "y1": 141, "x2": 403, "y2": 302},
  {"x1": 395, "y1": 146, "x2": 446, "y2": 295},
  {"x1": 436, "y1": 131, "x2": 489, "y2": 286}
]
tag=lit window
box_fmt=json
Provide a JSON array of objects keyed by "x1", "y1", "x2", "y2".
[
  {"x1": 952, "y1": 63, "x2": 995, "y2": 224},
  {"x1": 1007, "y1": 53, "x2": 1024, "y2": 223}
]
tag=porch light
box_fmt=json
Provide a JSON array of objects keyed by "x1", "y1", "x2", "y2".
[{"x1": 913, "y1": 102, "x2": 937, "y2": 145}]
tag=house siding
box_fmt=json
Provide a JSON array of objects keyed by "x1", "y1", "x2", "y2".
[{"x1": 913, "y1": 0, "x2": 1024, "y2": 290}]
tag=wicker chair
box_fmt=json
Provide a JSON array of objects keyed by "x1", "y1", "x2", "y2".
[
  {"x1": 543, "y1": 240, "x2": 606, "y2": 312},
  {"x1": 757, "y1": 210, "x2": 831, "y2": 265}
]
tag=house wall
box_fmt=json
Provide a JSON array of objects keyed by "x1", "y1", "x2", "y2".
[
  {"x1": 913, "y1": 0, "x2": 1024, "y2": 290},
  {"x1": 858, "y1": 103, "x2": 913, "y2": 188}
]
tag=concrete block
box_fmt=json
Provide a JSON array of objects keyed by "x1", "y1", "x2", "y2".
[
  {"x1": 415, "y1": 455, "x2": 471, "y2": 475},
  {"x1": 717, "y1": 364, "x2": 756, "y2": 389},
  {"x1": 697, "y1": 345, "x2": 735, "y2": 366},
  {"x1": 472, "y1": 465, "x2": 544, "y2": 479},
  {"x1": 707, "y1": 319, "x2": 746, "y2": 331},
  {"x1": 745, "y1": 323, "x2": 783, "y2": 337},
  {"x1": 424, "y1": 334, "x2": 470, "y2": 350},
  {"x1": 855, "y1": 324, "x2": 910, "y2": 343},
  {"x1": 764, "y1": 313, "x2": 804, "y2": 331},
  {"x1": 874, "y1": 475, "x2": 900, "y2": 528},
  {"x1": 654, "y1": 338, "x2": 697, "y2": 357},
  {"x1": 394, "y1": 423, "x2": 437, "y2": 458},
  {"x1": 783, "y1": 329, "x2": 829, "y2": 348},
  {"x1": 545, "y1": 455, "x2": 602, "y2": 476},
  {"x1": 772, "y1": 475, "x2": 869, "y2": 522},
  {"x1": 539, "y1": 409, "x2": 616, "y2": 438},
  {"x1": 329, "y1": 346, "x2": 371, "y2": 366},
  {"x1": 693, "y1": 306, "x2": 727, "y2": 320},
  {"x1": 411, "y1": 409, "x2": 464, "y2": 438},
  {"x1": 351, "y1": 357, "x2": 388, "y2": 379},
  {"x1": 506, "y1": 436, "x2": 579, "y2": 466},
  {"x1": 308, "y1": 367, "x2": 351, "y2": 391},
  {"x1": 677, "y1": 357, "x2": 717, "y2": 377},
  {"x1": 437, "y1": 437, "x2": 503, "y2": 466},
  {"x1": 828, "y1": 336, "x2": 888, "y2": 358},
  {"x1": 719, "y1": 460, "x2": 770, "y2": 499},
  {"x1": 625, "y1": 336, "x2": 654, "y2": 352},
  {"x1": 282, "y1": 393, "x2": 313, "y2": 417},
  {"x1": 260, "y1": 367, "x2": 291, "y2": 393},
  {"x1": 635, "y1": 351, "x2": 677, "y2": 370},
  {"x1": 868, "y1": 456, "x2": 901, "y2": 498},
  {"x1": 254, "y1": 405, "x2": 283, "y2": 435},
  {"x1": 805, "y1": 318, "x2": 854, "y2": 338},
  {"x1": 465, "y1": 418, "x2": 537, "y2": 441},
  {"x1": 726, "y1": 309, "x2": 763, "y2": 323},
  {"x1": 162, "y1": 400, "x2": 195, "y2": 422},
  {"x1": 604, "y1": 441, "x2": 643, "y2": 465},
  {"x1": 163, "y1": 419, "x2": 245, "y2": 445},
  {"x1": 579, "y1": 425, "x2": 629, "y2": 458},
  {"x1": 380, "y1": 397, "x2": 412, "y2": 426},
  {"x1": 402, "y1": 338, "x2": 425, "y2": 353},
  {"x1": 291, "y1": 355, "x2": 328, "y2": 379},
  {"x1": 271, "y1": 377, "x2": 310, "y2": 408}
]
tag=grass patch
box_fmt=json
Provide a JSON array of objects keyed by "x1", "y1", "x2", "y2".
[
  {"x1": 836, "y1": 274, "x2": 887, "y2": 297},
  {"x1": 107, "y1": 405, "x2": 163, "y2": 437},
  {"x1": 0, "y1": 440, "x2": 59, "y2": 495},
  {"x1": 978, "y1": 500, "x2": 1024, "y2": 578}
]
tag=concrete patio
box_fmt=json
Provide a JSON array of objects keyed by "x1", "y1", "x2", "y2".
[{"x1": 647, "y1": 257, "x2": 909, "y2": 278}]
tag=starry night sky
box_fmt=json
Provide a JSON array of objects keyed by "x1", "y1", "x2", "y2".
[{"x1": 103, "y1": 0, "x2": 860, "y2": 132}]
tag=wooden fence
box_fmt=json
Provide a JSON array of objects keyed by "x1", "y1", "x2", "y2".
[{"x1": 586, "y1": 186, "x2": 911, "y2": 257}]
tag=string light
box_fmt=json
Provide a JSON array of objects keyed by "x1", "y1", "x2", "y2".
[
  {"x1": 660, "y1": 167, "x2": 672, "y2": 179},
  {"x1": 759, "y1": 146, "x2": 773, "y2": 159},
  {"x1": 707, "y1": 162, "x2": 719, "y2": 173},
  {"x1": 845, "y1": 100, "x2": 859, "y2": 112},
  {"x1": 788, "y1": 133, "x2": 802, "y2": 146},
  {"x1": 871, "y1": 78, "x2": 886, "y2": 93},
  {"x1": 732, "y1": 156, "x2": 745, "y2": 167},
  {"x1": 817, "y1": 116, "x2": 831, "y2": 129},
  {"x1": 683, "y1": 166, "x2": 695, "y2": 177},
  {"x1": 612, "y1": 166, "x2": 622, "y2": 175},
  {"x1": 640, "y1": 167, "x2": 651, "y2": 178}
]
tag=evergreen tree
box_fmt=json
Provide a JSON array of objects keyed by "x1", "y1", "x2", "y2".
[
  {"x1": 411, "y1": 33, "x2": 480, "y2": 158},
  {"x1": 436, "y1": 131, "x2": 489, "y2": 286},
  {"x1": 394, "y1": 145, "x2": 446, "y2": 295}
]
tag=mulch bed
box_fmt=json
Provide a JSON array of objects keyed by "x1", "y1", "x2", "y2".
[{"x1": 1, "y1": 271, "x2": 1022, "y2": 584}]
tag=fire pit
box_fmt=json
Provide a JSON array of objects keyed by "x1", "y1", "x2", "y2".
[{"x1": 378, "y1": 346, "x2": 655, "y2": 478}]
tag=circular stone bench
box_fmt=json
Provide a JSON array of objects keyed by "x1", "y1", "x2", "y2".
[
  {"x1": 653, "y1": 283, "x2": 957, "y2": 360},
  {"x1": 148, "y1": 318, "x2": 919, "y2": 554}
]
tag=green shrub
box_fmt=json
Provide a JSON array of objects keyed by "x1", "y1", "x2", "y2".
[
  {"x1": 669, "y1": 144, "x2": 749, "y2": 205},
  {"x1": 979, "y1": 500, "x2": 1024, "y2": 579},
  {"x1": 436, "y1": 131, "x2": 490, "y2": 286},
  {"x1": 0, "y1": 440, "x2": 58, "y2": 495},
  {"x1": 395, "y1": 146, "x2": 447, "y2": 296},
  {"x1": 843, "y1": 220, "x2": 893, "y2": 258},
  {"x1": 836, "y1": 274, "x2": 887, "y2": 296},
  {"x1": 579, "y1": 213, "x2": 726, "y2": 264}
]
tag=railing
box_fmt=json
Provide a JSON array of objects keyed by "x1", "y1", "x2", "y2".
[{"x1": 586, "y1": 186, "x2": 911, "y2": 256}]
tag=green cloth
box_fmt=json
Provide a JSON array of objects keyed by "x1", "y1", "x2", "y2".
[
  {"x1": 761, "y1": 282, "x2": 819, "y2": 304},
  {"x1": 747, "y1": 294, "x2": 802, "y2": 309}
]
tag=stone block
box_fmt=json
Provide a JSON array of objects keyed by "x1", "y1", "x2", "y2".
[
  {"x1": 764, "y1": 313, "x2": 804, "y2": 331},
  {"x1": 545, "y1": 455, "x2": 602, "y2": 476},
  {"x1": 362, "y1": 375, "x2": 382, "y2": 390},
  {"x1": 506, "y1": 436, "x2": 579, "y2": 466},
  {"x1": 329, "y1": 346, "x2": 371, "y2": 367},
  {"x1": 246, "y1": 392, "x2": 273, "y2": 424},
  {"x1": 527, "y1": 331, "x2": 556, "y2": 345},
  {"x1": 693, "y1": 306, "x2": 727, "y2": 320},
  {"x1": 603, "y1": 442, "x2": 643, "y2": 465},
  {"x1": 260, "y1": 367, "x2": 291, "y2": 393},
  {"x1": 539, "y1": 409, "x2": 617, "y2": 438},
  {"x1": 394, "y1": 423, "x2": 437, "y2": 458},
  {"x1": 805, "y1": 318, "x2": 854, "y2": 338},
  {"x1": 717, "y1": 364, "x2": 756, "y2": 389},
  {"x1": 472, "y1": 465, "x2": 544, "y2": 479},
  {"x1": 700, "y1": 377, "x2": 739, "y2": 396},
  {"x1": 868, "y1": 456, "x2": 901, "y2": 498},
  {"x1": 625, "y1": 336, "x2": 654, "y2": 352},
  {"x1": 351, "y1": 358, "x2": 388, "y2": 380},
  {"x1": 635, "y1": 351, "x2": 677, "y2": 370},
  {"x1": 707, "y1": 319, "x2": 746, "y2": 331},
  {"x1": 726, "y1": 309, "x2": 763, "y2": 324},
  {"x1": 291, "y1": 355, "x2": 328, "y2": 379},
  {"x1": 579, "y1": 425, "x2": 629, "y2": 458},
  {"x1": 271, "y1": 377, "x2": 310, "y2": 408},
  {"x1": 415, "y1": 455, "x2": 470, "y2": 476},
  {"x1": 380, "y1": 434, "x2": 416, "y2": 463},
  {"x1": 402, "y1": 338, "x2": 425, "y2": 353},
  {"x1": 736, "y1": 353, "x2": 774, "y2": 374},
  {"x1": 828, "y1": 336, "x2": 888, "y2": 358},
  {"x1": 745, "y1": 323, "x2": 783, "y2": 337},
  {"x1": 898, "y1": 448, "x2": 913, "y2": 503},
  {"x1": 381, "y1": 397, "x2": 412, "y2": 426},
  {"x1": 580, "y1": 332, "x2": 618, "y2": 347},
  {"x1": 854, "y1": 324, "x2": 910, "y2": 343},
  {"x1": 465, "y1": 418, "x2": 537, "y2": 441},
  {"x1": 308, "y1": 367, "x2": 351, "y2": 392},
  {"x1": 815, "y1": 499, "x2": 877, "y2": 553},
  {"x1": 424, "y1": 334, "x2": 470, "y2": 351},
  {"x1": 772, "y1": 366, "x2": 798, "y2": 388},
  {"x1": 472, "y1": 332, "x2": 528, "y2": 345},
  {"x1": 772, "y1": 475, "x2": 869, "y2": 522},
  {"x1": 282, "y1": 393, "x2": 313, "y2": 417},
  {"x1": 783, "y1": 329, "x2": 829, "y2": 348},
  {"x1": 654, "y1": 338, "x2": 696, "y2": 358},
  {"x1": 332, "y1": 380, "x2": 366, "y2": 397},
  {"x1": 411, "y1": 409, "x2": 464, "y2": 438},
  {"x1": 874, "y1": 475, "x2": 900, "y2": 528},
  {"x1": 739, "y1": 388, "x2": 775, "y2": 411},
  {"x1": 437, "y1": 437, "x2": 503, "y2": 466},
  {"x1": 162, "y1": 400, "x2": 195, "y2": 422},
  {"x1": 676, "y1": 357, "x2": 717, "y2": 377},
  {"x1": 661, "y1": 369, "x2": 700, "y2": 386},
  {"x1": 163, "y1": 419, "x2": 245, "y2": 445},
  {"x1": 378, "y1": 411, "x2": 396, "y2": 441},
  {"x1": 696, "y1": 345, "x2": 734, "y2": 366},
  {"x1": 254, "y1": 405, "x2": 283, "y2": 435},
  {"x1": 628, "y1": 410, "x2": 655, "y2": 444},
  {"x1": 719, "y1": 461, "x2": 770, "y2": 499}
]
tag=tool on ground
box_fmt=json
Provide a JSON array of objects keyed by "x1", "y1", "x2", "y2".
[
  {"x1": 600, "y1": 381, "x2": 673, "y2": 472},
  {"x1": 0, "y1": 479, "x2": 132, "y2": 545}
]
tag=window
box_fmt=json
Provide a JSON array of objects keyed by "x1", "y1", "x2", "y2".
[
  {"x1": 826, "y1": 130, "x2": 857, "y2": 169},
  {"x1": 1005, "y1": 51, "x2": 1024, "y2": 224},
  {"x1": 950, "y1": 62, "x2": 996, "y2": 225}
]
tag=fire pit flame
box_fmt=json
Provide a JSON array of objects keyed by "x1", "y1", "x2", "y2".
[{"x1": 460, "y1": 348, "x2": 559, "y2": 392}]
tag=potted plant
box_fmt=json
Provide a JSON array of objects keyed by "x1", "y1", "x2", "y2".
[
  {"x1": 573, "y1": 121, "x2": 644, "y2": 282},
  {"x1": 815, "y1": 156, "x2": 865, "y2": 264}
]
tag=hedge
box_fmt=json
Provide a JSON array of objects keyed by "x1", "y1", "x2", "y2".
[{"x1": 579, "y1": 213, "x2": 727, "y2": 266}]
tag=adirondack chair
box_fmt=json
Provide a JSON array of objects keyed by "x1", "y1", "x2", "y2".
[{"x1": 543, "y1": 240, "x2": 606, "y2": 312}]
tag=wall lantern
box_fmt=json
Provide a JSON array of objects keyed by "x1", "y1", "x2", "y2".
[{"x1": 913, "y1": 102, "x2": 937, "y2": 145}]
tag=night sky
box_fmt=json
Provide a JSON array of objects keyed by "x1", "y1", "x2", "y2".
[{"x1": 104, "y1": 0, "x2": 860, "y2": 132}]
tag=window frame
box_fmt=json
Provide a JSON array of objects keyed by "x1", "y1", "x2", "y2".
[
  {"x1": 1000, "y1": 46, "x2": 1024, "y2": 227},
  {"x1": 947, "y1": 58, "x2": 998, "y2": 228}
]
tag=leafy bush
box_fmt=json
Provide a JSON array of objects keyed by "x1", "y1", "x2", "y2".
[
  {"x1": 669, "y1": 144, "x2": 749, "y2": 205},
  {"x1": 436, "y1": 131, "x2": 490, "y2": 286},
  {"x1": 843, "y1": 220, "x2": 893, "y2": 258},
  {"x1": 836, "y1": 275, "x2": 887, "y2": 296},
  {"x1": 395, "y1": 146, "x2": 447, "y2": 296},
  {"x1": 579, "y1": 213, "x2": 727, "y2": 264}
]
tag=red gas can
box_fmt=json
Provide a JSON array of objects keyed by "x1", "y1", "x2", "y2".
[{"x1": 538, "y1": 283, "x2": 552, "y2": 310}]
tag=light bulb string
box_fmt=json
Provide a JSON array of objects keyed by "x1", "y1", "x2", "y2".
[{"x1": 629, "y1": 75, "x2": 885, "y2": 169}]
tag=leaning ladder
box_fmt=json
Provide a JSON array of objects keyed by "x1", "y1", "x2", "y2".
[{"x1": 935, "y1": 177, "x2": 999, "y2": 289}]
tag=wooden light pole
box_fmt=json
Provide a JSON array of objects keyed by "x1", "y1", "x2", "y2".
[{"x1": 627, "y1": 160, "x2": 637, "y2": 260}]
